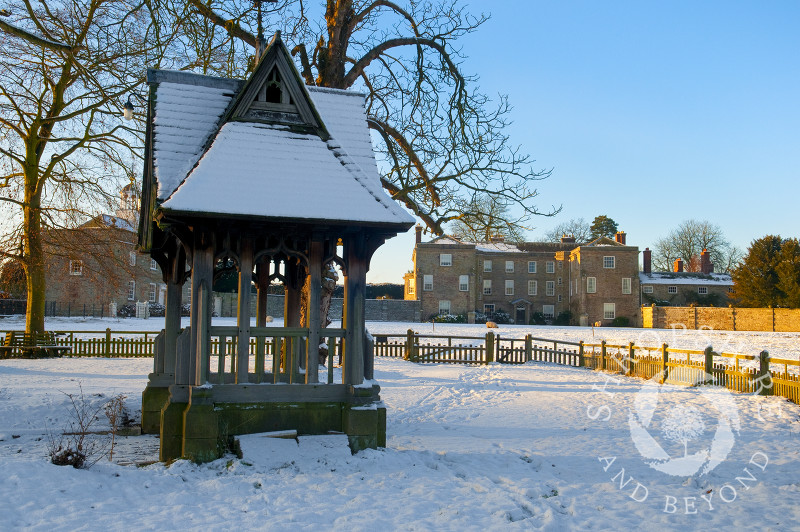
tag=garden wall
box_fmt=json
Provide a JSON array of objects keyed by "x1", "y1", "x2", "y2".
[{"x1": 642, "y1": 305, "x2": 800, "y2": 332}]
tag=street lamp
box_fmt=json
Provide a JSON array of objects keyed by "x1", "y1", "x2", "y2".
[{"x1": 122, "y1": 92, "x2": 147, "y2": 121}]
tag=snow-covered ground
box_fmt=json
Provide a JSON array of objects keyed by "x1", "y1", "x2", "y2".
[{"x1": 1, "y1": 318, "x2": 799, "y2": 530}]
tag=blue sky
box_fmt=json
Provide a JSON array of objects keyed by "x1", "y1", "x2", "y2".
[{"x1": 367, "y1": 1, "x2": 800, "y2": 283}]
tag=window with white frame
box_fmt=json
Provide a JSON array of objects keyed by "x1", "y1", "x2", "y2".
[
  {"x1": 546, "y1": 281, "x2": 555, "y2": 296},
  {"x1": 150, "y1": 258, "x2": 158, "y2": 271},
  {"x1": 603, "y1": 303, "x2": 616, "y2": 320},
  {"x1": 408, "y1": 279, "x2": 415, "y2": 295},
  {"x1": 546, "y1": 261, "x2": 555, "y2": 273},
  {"x1": 728, "y1": 287, "x2": 734, "y2": 294},
  {"x1": 129, "y1": 251, "x2": 136, "y2": 266},
  {"x1": 542, "y1": 305, "x2": 555, "y2": 319},
  {"x1": 528, "y1": 280, "x2": 537, "y2": 296},
  {"x1": 439, "y1": 254, "x2": 452, "y2": 267},
  {"x1": 698, "y1": 286, "x2": 708, "y2": 295},
  {"x1": 603, "y1": 256, "x2": 615, "y2": 269},
  {"x1": 505, "y1": 261, "x2": 514, "y2": 273},
  {"x1": 622, "y1": 277, "x2": 632, "y2": 294},
  {"x1": 423, "y1": 275, "x2": 433, "y2": 291},
  {"x1": 557, "y1": 277, "x2": 562, "y2": 286},
  {"x1": 484, "y1": 260, "x2": 492, "y2": 272},
  {"x1": 459, "y1": 275, "x2": 469, "y2": 291},
  {"x1": 643, "y1": 285, "x2": 653, "y2": 294},
  {"x1": 484, "y1": 304, "x2": 495, "y2": 314},
  {"x1": 69, "y1": 260, "x2": 83, "y2": 276},
  {"x1": 558, "y1": 294, "x2": 563, "y2": 302},
  {"x1": 668, "y1": 286, "x2": 678, "y2": 294},
  {"x1": 505, "y1": 280, "x2": 514, "y2": 295},
  {"x1": 438, "y1": 300, "x2": 451, "y2": 315},
  {"x1": 587, "y1": 277, "x2": 597, "y2": 293},
  {"x1": 483, "y1": 279, "x2": 492, "y2": 295},
  {"x1": 127, "y1": 280, "x2": 136, "y2": 300},
  {"x1": 149, "y1": 283, "x2": 157, "y2": 303},
  {"x1": 528, "y1": 261, "x2": 537, "y2": 274}
]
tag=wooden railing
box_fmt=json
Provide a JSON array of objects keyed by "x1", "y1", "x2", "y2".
[{"x1": 205, "y1": 326, "x2": 345, "y2": 384}]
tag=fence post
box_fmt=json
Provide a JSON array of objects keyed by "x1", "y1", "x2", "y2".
[
  {"x1": 485, "y1": 331, "x2": 495, "y2": 364},
  {"x1": 404, "y1": 329, "x2": 414, "y2": 361},
  {"x1": 757, "y1": 350, "x2": 772, "y2": 396},
  {"x1": 578, "y1": 341, "x2": 584, "y2": 367},
  {"x1": 660, "y1": 343, "x2": 669, "y2": 384},
  {"x1": 105, "y1": 328, "x2": 112, "y2": 357},
  {"x1": 627, "y1": 342, "x2": 634, "y2": 377},
  {"x1": 704, "y1": 346, "x2": 714, "y2": 385},
  {"x1": 600, "y1": 340, "x2": 606, "y2": 371},
  {"x1": 524, "y1": 334, "x2": 532, "y2": 362}
]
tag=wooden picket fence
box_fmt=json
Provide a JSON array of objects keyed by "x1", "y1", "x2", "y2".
[
  {"x1": 375, "y1": 329, "x2": 800, "y2": 406},
  {"x1": 4, "y1": 327, "x2": 800, "y2": 405}
]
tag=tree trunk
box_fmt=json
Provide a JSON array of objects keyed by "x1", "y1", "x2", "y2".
[{"x1": 23, "y1": 185, "x2": 46, "y2": 334}]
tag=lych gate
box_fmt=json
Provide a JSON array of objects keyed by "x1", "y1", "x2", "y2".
[{"x1": 137, "y1": 35, "x2": 413, "y2": 462}]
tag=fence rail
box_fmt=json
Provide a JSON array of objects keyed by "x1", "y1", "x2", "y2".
[{"x1": 4, "y1": 327, "x2": 800, "y2": 406}]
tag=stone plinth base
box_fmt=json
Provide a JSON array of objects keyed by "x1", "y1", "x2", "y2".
[
  {"x1": 159, "y1": 383, "x2": 386, "y2": 463},
  {"x1": 141, "y1": 373, "x2": 175, "y2": 434}
]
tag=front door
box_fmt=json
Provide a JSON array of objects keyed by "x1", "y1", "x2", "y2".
[{"x1": 516, "y1": 307, "x2": 526, "y2": 324}]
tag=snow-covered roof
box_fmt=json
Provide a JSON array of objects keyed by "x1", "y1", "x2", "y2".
[
  {"x1": 152, "y1": 80, "x2": 234, "y2": 200},
  {"x1": 162, "y1": 121, "x2": 410, "y2": 224},
  {"x1": 639, "y1": 272, "x2": 733, "y2": 286},
  {"x1": 147, "y1": 40, "x2": 413, "y2": 228},
  {"x1": 474, "y1": 242, "x2": 524, "y2": 253}
]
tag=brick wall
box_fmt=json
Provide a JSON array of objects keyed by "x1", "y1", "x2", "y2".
[{"x1": 644, "y1": 306, "x2": 800, "y2": 332}]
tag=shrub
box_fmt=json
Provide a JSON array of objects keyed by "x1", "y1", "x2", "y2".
[
  {"x1": 530, "y1": 312, "x2": 547, "y2": 325},
  {"x1": 431, "y1": 313, "x2": 467, "y2": 323},
  {"x1": 554, "y1": 310, "x2": 573, "y2": 326},
  {"x1": 611, "y1": 316, "x2": 631, "y2": 327}
]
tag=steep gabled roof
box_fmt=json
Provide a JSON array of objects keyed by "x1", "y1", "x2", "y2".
[{"x1": 145, "y1": 36, "x2": 413, "y2": 229}]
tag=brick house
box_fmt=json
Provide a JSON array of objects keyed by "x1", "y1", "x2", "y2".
[
  {"x1": 568, "y1": 234, "x2": 640, "y2": 326},
  {"x1": 639, "y1": 248, "x2": 733, "y2": 307},
  {"x1": 42, "y1": 186, "x2": 186, "y2": 313},
  {"x1": 405, "y1": 227, "x2": 641, "y2": 325}
]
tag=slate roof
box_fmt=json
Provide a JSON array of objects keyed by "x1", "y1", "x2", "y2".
[
  {"x1": 146, "y1": 45, "x2": 413, "y2": 228},
  {"x1": 639, "y1": 272, "x2": 733, "y2": 286}
]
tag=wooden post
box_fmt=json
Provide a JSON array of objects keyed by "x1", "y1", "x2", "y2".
[
  {"x1": 254, "y1": 263, "x2": 269, "y2": 382},
  {"x1": 164, "y1": 280, "x2": 182, "y2": 374},
  {"x1": 757, "y1": 350, "x2": 772, "y2": 396},
  {"x1": 236, "y1": 237, "x2": 253, "y2": 384},
  {"x1": 627, "y1": 342, "x2": 634, "y2": 377},
  {"x1": 578, "y1": 341, "x2": 584, "y2": 367},
  {"x1": 524, "y1": 334, "x2": 532, "y2": 363},
  {"x1": 660, "y1": 343, "x2": 669, "y2": 384},
  {"x1": 343, "y1": 234, "x2": 367, "y2": 385},
  {"x1": 105, "y1": 328, "x2": 112, "y2": 358},
  {"x1": 404, "y1": 329, "x2": 414, "y2": 360},
  {"x1": 704, "y1": 346, "x2": 714, "y2": 385},
  {"x1": 485, "y1": 332, "x2": 495, "y2": 363},
  {"x1": 186, "y1": 231, "x2": 213, "y2": 386},
  {"x1": 305, "y1": 236, "x2": 323, "y2": 384},
  {"x1": 600, "y1": 341, "x2": 606, "y2": 371}
]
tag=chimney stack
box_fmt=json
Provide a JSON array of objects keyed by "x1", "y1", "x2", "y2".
[
  {"x1": 643, "y1": 247, "x2": 652, "y2": 274},
  {"x1": 700, "y1": 249, "x2": 713, "y2": 274},
  {"x1": 560, "y1": 234, "x2": 576, "y2": 244},
  {"x1": 415, "y1": 224, "x2": 422, "y2": 244},
  {"x1": 614, "y1": 231, "x2": 626, "y2": 245},
  {"x1": 674, "y1": 258, "x2": 684, "y2": 273}
]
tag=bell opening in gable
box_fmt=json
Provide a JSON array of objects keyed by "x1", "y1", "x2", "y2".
[{"x1": 255, "y1": 67, "x2": 294, "y2": 107}]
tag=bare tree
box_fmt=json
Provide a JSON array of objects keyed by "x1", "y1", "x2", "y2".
[
  {"x1": 183, "y1": 0, "x2": 556, "y2": 236},
  {"x1": 0, "y1": 1, "x2": 177, "y2": 333},
  {"x1": 542, "y1": 218, "x2": 592, "y2": 244},
  {"x1": 448, "y1": 194, "x2": 524, "y2": 243},
  {"x1": 652, "y1": 219, "x2": 742, "y2": 273}
]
